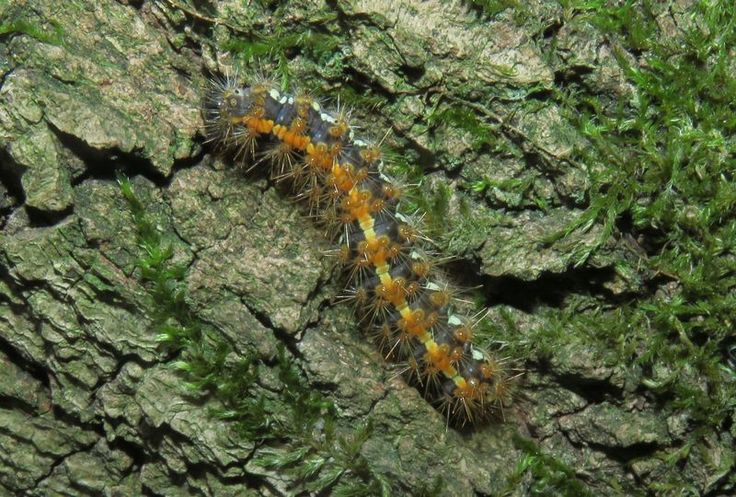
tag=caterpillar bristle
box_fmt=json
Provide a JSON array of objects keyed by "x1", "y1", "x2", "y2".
[
  {"x1": 202, "y1": 73, "x2": 519, "y2": 427},
  {"x1": 203, "y1": 73, "x2": 240, "y2": 142}
]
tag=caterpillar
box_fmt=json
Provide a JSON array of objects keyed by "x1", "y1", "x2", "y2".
[{"x1": 202, "y1": 73, "x2": 515, "y2": 426}]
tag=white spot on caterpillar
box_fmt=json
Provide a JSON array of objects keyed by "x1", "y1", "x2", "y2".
[
  {"x1": 448, "y1": 314, "x2": 463, "y2": 326},
  {"x1": 269, "y1": 88, "x2": 281, "y2": 100}
]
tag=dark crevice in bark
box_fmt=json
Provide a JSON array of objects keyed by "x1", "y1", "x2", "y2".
[
  {"x1": 24, "y1": 203, "x2": 74, "y2": 227},
  {"x1": 50, "y1": 403, "x2": 105, "y2": 436},
  {"x1": 122, "y1": 0, "x2": 144, "y2": 10},
  {"x1": 438, "y1": 255, "x2": 618, "y2": 312},
  {"x1": 553, "y1": 65, "x2": 596, "y2": 91},
  {"x1": 552, "y1": 374, "x2": 625, "y2": 405},
  {"x1": 586, "y1": 440, "x2": 661, "y2": 464},
  {"x1": 46, "y1": 122, "x2": 169, "y2": 188},
  {"x1": 0, "y1": 148, "x2": 24, "y2": 204},
  {"x1": 0, "y1": 337, "x2": 50, "y2": 392},
  {"x1": 32, "y1": 442, "x2": 98, "y2": 490}
]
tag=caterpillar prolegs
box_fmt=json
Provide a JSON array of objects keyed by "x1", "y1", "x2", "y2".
[{"x1": 203, "y1": 74, "x2": 515, "y2": 426}]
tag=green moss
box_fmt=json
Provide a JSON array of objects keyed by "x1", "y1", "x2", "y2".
[
  {"x1": 0, "y1": 18, "x2": 64, "y2": 46},
  {"x1": 488, "y1": 1, "x2": 736, "y2": 491},
  {"x1": 222, "y1": 26, "x2": 342, "y2": 83},
  {"x1": 463, "y1": 0, "x2": 533, "y2": 25},
  {"x1": 470, "y1": 175, "x2": 550, "y2": 211},
  {"x1": 427, "y1": 105, "x2": 502, "y2": 152},
  {"x1": 409, "y1": 2, "x2": 736, "y2": 491},
  {"x1": 500, "y1": 435, "x2": 597, "y2": 497},
  {"x1": 551, "y1": 0, "x2": 736, "y2": 418}
]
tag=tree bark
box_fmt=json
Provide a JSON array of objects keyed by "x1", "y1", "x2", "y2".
[{"x1": 1, "y1": 1, "x2": 732, "y2": 496}]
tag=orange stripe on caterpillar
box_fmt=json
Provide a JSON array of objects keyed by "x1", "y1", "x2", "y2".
[{"x1": 203, "y1": 73, "x2": 516, "y2": 426}]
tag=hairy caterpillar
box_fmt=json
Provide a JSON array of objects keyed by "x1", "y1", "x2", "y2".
[{"x1": 202, "y1": 73, "x2": 515, "y2": 426}]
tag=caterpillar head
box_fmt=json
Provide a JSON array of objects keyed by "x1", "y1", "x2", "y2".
[
  {"x1": 214, "y1": 86, "x2": 252, "y2": 121},
  {"x1": 203, "y1": 76, "x2": 253, "y2": 146}
]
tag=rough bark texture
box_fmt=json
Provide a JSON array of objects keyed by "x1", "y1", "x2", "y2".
[{"x1": 1, "y1": 1, "x2": 734, "y2": 497}]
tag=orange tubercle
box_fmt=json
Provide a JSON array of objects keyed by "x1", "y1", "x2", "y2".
[{"x1": 246, "y1": 116, "x2": 274, "y2": 135}]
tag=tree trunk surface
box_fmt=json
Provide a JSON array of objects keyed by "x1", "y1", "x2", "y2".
[{"x1": 1, "y1": 1, "x2": 733, "y2": 496}]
